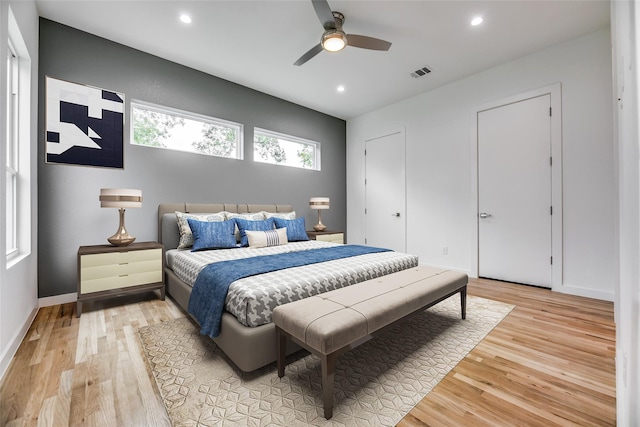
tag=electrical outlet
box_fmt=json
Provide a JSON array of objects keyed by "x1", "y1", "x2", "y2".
[{"x1": 442, "y1": 247, "x2": 448, "y2": 255}]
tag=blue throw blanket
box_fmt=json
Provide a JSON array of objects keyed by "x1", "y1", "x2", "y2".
[{"x1": 188, "y1": 245, "x2": 391, "y2": 338}]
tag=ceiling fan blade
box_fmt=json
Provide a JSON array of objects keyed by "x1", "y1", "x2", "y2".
[
  {"x1": 312, "y1": 0, "x2": 336, "y2": 30},
  {"x1": 346, "y1": 34, "x2": 392, "y2": 51},
  {"x1": 294, "y1": 43, "x2": 324, "y2": 66}
]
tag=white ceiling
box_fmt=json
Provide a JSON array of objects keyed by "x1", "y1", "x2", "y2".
[{"x1": 35, "y1": 0, "x2": 610, "y2": 120}]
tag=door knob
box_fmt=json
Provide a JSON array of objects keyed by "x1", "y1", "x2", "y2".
[
  {"x1": 392, "y1": 213, "x2": 401, "y2": 217},
  {"x1": 479, "y1": 213, "x2": 492, "y2": 218}
]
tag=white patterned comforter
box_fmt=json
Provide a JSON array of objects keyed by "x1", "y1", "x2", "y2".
[{"x1": 166, "y1": 241, "x2": 419, "y2": 327}]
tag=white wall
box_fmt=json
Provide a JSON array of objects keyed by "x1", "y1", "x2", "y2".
[
  {"x1": 611, "y1": 1, "x2": 640, "y2": 424},
  {"x1": 347, "y1": 28, "x2": 615, "y2": 301},
  {"x1": 0, "y1": 0, "x2": 39, "y2": 380}
]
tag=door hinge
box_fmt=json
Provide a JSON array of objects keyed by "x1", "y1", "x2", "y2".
[
  {"x1": 550, "y1": 206, "x2": 553, "y2": 215},
  {"x1": 550, "y1": 256, "x2": 553, "y2": 265},
  {"x1": 364, "y1": 149, "x2": 367, "y2": 156},
  {"x1": 550, "y1": 156, "x2": 553, "y2": 166},
  {"x1": 365, "y1": 179, "x2": 367, "y2": 186},
  {"x1": 549, "y1": 107, "x2": 552, "y2": 116},
  {"x1": 365, "y1": 208, "x2": 367, "y2": 215},
  {"x1": 365, "y1": 238, "x2": 367, "y2": 244}
]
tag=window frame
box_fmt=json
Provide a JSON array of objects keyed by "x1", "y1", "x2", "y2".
[
  {"x1": 6, "y1": 40, "x2": 18, "y2": 259},
  {"x1": 130, "y1": 100, "x2": 244, "y2": 160},
  {"x1": 253, "y1": 127, "x2": 321, "y2": 171}
]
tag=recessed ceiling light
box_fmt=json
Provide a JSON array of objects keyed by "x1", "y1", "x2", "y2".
[
  {"x1": 180, "y1": 14, "x2": 192, "y2": 24},
  {"x1": 471, "y1": 16, "x2": 483, "y2": 26},
  {"x1": 337, "y1": 85, "x2": 345, "y2": 92}
]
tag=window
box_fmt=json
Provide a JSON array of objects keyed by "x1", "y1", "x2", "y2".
[
  {"x1": 4, "y1": 11, "x2": 32, "y2": 265},
  {"x1": 253, "y1": 128, "x2": 320, "y2": 170},
  {"x1": 131, "y1": 101, "x2": 243, "y2": 159},
  {"x1": 6, "y1": 42, "x2": 17, "y2": 258}
]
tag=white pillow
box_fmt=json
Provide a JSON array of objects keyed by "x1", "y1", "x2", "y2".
[
  {"x1": 245, "y1": 228, "x2": 288, "y2": 248},
  {"x1": 263, "y1": 211, "x2": 296, "y2": 220},
  {"x1": 224, "y1": 212, "x2": 266, "y2": 221}
]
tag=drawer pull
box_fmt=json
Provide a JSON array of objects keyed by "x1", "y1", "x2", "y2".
[
  {"x1": 119, "y1": 262, "x2": 129, "y2": 265},
  {"x1": 119, "y1": 274, "x2": 129, "y2": 277}
]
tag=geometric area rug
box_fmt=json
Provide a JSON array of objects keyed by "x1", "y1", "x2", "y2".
[{"x1": 139, "y1": 296, "x2": 513, "y2": 427}]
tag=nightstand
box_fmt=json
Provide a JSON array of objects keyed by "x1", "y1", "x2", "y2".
[
  {"x1": 307, "y1": 230, "x2": 344, "y2": 244},
  {"x1": 77, "y1": 242, "x2": 165, "y2": 317}
]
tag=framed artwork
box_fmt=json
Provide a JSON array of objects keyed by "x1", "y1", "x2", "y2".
[{"x1": 45, "y1": 76, "x2": 124, "y2": 168}]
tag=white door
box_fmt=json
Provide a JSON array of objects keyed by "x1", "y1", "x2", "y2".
[
  {"x1": 478, "y1": 95, "x2": 552, "y2": 287},
  {"x1": 365, "y1": 131, "x2": 406, "y2": 252}
]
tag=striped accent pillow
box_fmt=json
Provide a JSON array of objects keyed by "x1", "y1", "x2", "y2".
[{"x1": 245, "y1": 228, "x2": 288, "y2": 248}]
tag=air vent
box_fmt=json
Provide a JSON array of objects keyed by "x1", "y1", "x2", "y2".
[{"x1": 410, "y1": 66, "x2": 432, "y2": 78}]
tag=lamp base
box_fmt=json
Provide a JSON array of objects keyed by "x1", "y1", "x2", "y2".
[
  {"x1": 107, "y1": 208, "x2": 136, "y2": 246},
  {"x1": 313, "y1": 223, "x2": 327, "y2": 232},
  {"x1": 107, "y1": 234, "x2": 136, "y2": 246},
  {"x1": 313, "y1": 209, "x2": 327, "y2": 232}
]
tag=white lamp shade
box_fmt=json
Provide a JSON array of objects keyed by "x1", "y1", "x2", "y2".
[
  {"x1": 310, "y1": 197, "x2": 330, "y2": 210},
  {"x1": 100, "y1": 188, "x2": 143, "y2": 208}
]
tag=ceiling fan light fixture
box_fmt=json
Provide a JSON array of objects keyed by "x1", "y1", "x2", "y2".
[
  {"x1": 293, "y1": 1, "x2": 391, "y2": 66},
  {"x1": 322, "y1": 30, "x2": 347, "y2": 52},
  {"x1": 471, "y1": 16, "x2": 483, "y2": 26}
]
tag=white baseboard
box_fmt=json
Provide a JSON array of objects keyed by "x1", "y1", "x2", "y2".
[
  {"x1": 553, "y1": 283, "x2": 614, "y2": 302},
  {"x1": 450, "y1": 268, "x2": 613, "y2": 302},
  {"x1": 0, "y1": 306, "x2": 38, "y2": 383},
  {"x1": 39, "y1": 292, "x2": 77, "y2": 308}
]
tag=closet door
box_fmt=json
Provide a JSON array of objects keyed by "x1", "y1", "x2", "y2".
[
  {"x1": 365, "y1": 130, "x2": 406, "y2": 252},
  {"x1": 478, "y1": 94, "x2": 552, "y2": 287}
]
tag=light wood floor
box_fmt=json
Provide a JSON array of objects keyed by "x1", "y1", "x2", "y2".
[
  {"x1": 0, "y1": 279, "x2": 615, "y2": 426},
  {"x1": 400, "y1": 278, "x2": 616, "y2": 426}
]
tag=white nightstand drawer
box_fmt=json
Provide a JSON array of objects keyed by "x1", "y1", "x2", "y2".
[
  {"x1": 81, "y1": 258, "x2": 161, "y2": 281},
  {"x1": 315, "y1": 233, "x2": 344, "y2": 244},
  {"x1": 81, "y1": 270, "x2": 163, "y2": 294},
  {"x1": 81, "y1": 248, "x2": 161, "y2": 268}
]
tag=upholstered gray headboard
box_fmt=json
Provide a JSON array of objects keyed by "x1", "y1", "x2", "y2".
[{"x1": 158, "y1": 203, "x2": 294, "y2": 250}]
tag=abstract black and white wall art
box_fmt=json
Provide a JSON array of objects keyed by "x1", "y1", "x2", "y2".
[{"x1": 46, "y1": 76, "x2": 124, "y2": 168}]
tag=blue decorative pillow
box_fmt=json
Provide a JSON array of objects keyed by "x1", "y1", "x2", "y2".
[
  {"x1": 224, "y1": 212, "x2": 267, "y2": 242},
  {"x1": 187, "y1": 218, "x2": 237, "y2": 251},
  {"x1": 273, "y1": 217, "x2": 309, "y2": 242},
  {"x1": 234, "y1": 218, "x2": 275, "y2": 247},
  {"x1": 175, "y1": 211, "x2": 226, "y2": 249}
]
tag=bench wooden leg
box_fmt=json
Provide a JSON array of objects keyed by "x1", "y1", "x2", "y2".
[
  {"x1": 276, "y1": 327, "x2": 286, "y2": 378},
  {"x1": 321, "y1": 353, "x2": 336, "y2": 419},
  {"x1": 460, "y1": 286, "x2": 467, "y2": 320}
]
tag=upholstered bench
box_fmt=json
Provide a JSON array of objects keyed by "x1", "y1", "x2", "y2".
[{"x1": 273, "y1": 265, "x2": 468, "y2": 419}]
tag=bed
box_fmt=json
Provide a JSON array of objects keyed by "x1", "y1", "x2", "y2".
[{"x1": 158, "y1": 203, "x2": 419, "y2": 372}]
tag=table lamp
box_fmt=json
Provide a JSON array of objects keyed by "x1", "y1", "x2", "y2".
[
  {"x1": 100, "y1": 188, "x2": 142, "y2": 246},
  {"x1": 310, "y1": 197, "x2": 330, "y2": 231}
]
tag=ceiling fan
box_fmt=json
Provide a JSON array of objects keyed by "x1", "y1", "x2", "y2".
[{"x1": 293, "y1": 0, "x2": 392, "y2": 66}]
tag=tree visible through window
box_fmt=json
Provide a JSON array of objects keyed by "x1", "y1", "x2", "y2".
[
  {"x1": 192, "y1": 123, "x2": 237, "y2": 157},
  {"x1": 253, "y1": 128, "x2": 320, "y2": 170},
  {"x1": 131, "y1": 102, "x2": 243, "y2": 159},
  {"x1": 132, "y1": 108, "x2": 184, "y2": 148},
  {"x1": 255, "y1": 134, "x2": 287, "y2": 164}
]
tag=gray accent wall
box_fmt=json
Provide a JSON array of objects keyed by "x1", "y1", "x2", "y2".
[{"x1": 38, "y1": 19, "x2": 346, "y2": 298}]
